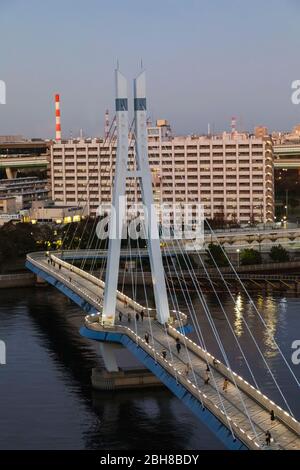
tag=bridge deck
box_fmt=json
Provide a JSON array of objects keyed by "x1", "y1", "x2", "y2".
[{"x1": 26, "y1": 252, "x2": 300, "y2": 451}]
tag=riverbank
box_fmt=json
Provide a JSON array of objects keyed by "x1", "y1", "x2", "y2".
[{"x1": 0, "y1": 272, "x2": 35, "y2": 289}]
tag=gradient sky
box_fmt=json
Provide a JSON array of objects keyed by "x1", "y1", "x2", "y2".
[{"x1": 0, "y1": 0, "x2": 300, "y2": 138}]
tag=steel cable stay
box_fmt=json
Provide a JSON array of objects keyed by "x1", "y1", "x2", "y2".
[
  {"x1": 181, "y1": 230, "x2": 294, "y2": 416},
  {"x1": 162, "y1": 237, "x2": 249, "y2": 440},
  {"x1": 69, "y1": 119, "x2": 119, "y2": 266},
  {"x1": 162, "y1": 245, "x2": 212, "y2": 408},
  {"x1": 206, "y1": 219, "x2": 300, "y2": 394},
  {"x1": 131, "y1": 128, "x2": 184, "y2": 382},
  {"x1": 75, "y1": 118, "x2": 136, "y2": 282},
  {"x1": 152, "y1": 172, "x2": 260, "y2": 436},
  {"x1": 166, "y1": 234, "x2": 266, "y2": 438},
  {"x1": 131, "y1": 127, "x2": 236, "y2": 430},
  {"x1": 136, "y1": 236, "x2": 179, "y2": 380},
  {"x1": 59, "y1": 114, "x2": 117, "y2": 257},
  {"x1": 134, "y1": 215, "x2": 157, "y2": 364},
  {"x1": 160, "y1": 144, "x2": 298, "y2": 415},
  {"x1": 181, "y1": 243, "x2": 259, "y2": 389}
]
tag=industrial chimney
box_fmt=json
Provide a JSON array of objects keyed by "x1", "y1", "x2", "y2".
[{"x1": 55, "y1": 94, "x2": 62, "y2": 142}]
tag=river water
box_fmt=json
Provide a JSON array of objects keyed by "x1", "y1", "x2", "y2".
[{"x1": 0, "y1": 286, "x2": 299, "y2": 450}]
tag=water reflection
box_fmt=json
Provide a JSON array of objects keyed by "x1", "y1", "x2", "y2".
[{"x1": 234, "y1": 293, "x2": 243, "y2": 337}]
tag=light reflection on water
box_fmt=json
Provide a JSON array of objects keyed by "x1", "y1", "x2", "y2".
[{"x1": 234, "y1": 293, "x2": 243, "y2": 337}]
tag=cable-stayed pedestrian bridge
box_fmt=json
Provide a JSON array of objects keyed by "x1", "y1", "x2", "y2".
[
  {"x1": 26, "y1": 251, "x2": 300, "y2": 451},
  {"x1": 26, "y1": 69, "x2": 300, "y2": 451}
]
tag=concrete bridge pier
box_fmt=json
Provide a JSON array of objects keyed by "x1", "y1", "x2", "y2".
[
  {"x1": 35, "y1": 275, "x2": 47, "y2": 286},
  {"x1": 99, "y1": 343, "x2": 120, "y2": 372},
  {"x1": 5, "y1": 167, "x2": 17, "y2": 179},
  {"x1": 92, "y1": 341, "x2": 162, "y2": 391}
]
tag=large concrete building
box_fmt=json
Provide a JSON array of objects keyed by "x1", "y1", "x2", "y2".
[
  {"x1": 272, "y1": 127, "x2": 300, "y2": 222},
  {"x1": 50, "y1": 121, "x2": 274, "y2": 225},
  {"x1": 0, "y1": 176, "x2": 49, "y2": 210}
]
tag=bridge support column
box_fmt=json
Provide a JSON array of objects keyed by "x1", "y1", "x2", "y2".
[
  {"x1": 5, "y1": 167, "x2": 17, "y2": 179},
  {"x1": 99, "y1": 343, "x2": 119, "y2": 372}
]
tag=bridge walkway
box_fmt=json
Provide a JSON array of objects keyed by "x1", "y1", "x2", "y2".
[{"x1": 26, "y1": 252, "x2": 300, "y2": 451}]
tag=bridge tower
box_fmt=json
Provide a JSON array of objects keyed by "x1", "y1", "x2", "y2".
[{"x1": 102, "y1": 70, "x2": 170, "y2": 326}]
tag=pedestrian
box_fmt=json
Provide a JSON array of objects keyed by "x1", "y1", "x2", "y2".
[
  {"x1": 162, "y1": 349, "x2": 167, "y2": 359},
  {"x1": 140, "y1": 310, "x2": 144, "y2": 322},
  {"x1": 265, "y1": 430, "x2": 271, "y2": 446},
  {"x1": 145, "y1": 332, "x2": 150, "y2": 344},
  {"x1": 59, "y1": 264, "x2": 61, "y2": 270},
  {"x1": 206, "y1": 365, "x2": 210, "y2": 372},
  {"x1": 184, "y1": 363, "x2": 191, "y2": 376},
  {"x1": 119, "y1": 312, "x2": 123, "y2": 323},
  {"x1": 127, "y1": 313, "x2": 131, "y2": 323},
  {"x1": 135, "y1": 312, "x2": 140, "y2": 322},
  {"x1": 175, "y1": 338, "x2": 181, "y2": 354},
  {"x1": 204, "y1": 371, "x2": 210, "y2": 384},
  {"x1": 69, "y1": 277, "x2": 72, "y2": 283},
  {"x1": 47, "y1": 259, "x2": 50, "y2": 265},
  {"x1": 270, "y1": 409, "x2": 275, "y2": 422},
  {"x1": 223, "y1": 378, "x2": 229, "y2": 392}
]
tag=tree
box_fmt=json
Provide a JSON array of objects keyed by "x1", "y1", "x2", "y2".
[
  {"x1": 269, "y1": 245, "x2": 289, "y2": 263},
  {"x1": 205, "y1": 243, "x2": 229, "y2": 267},
  {"x1": 240, "y1": 248, "x2": 262, "y2": 266}
]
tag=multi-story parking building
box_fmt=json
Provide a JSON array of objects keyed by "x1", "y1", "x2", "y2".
[{"x1": 50, "y1": 121, "x2": 274, "y2": 224}]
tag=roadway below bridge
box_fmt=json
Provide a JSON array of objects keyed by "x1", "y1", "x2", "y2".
[{"x1": 26, "y1": 251, "x2": 300, "y2": 451}]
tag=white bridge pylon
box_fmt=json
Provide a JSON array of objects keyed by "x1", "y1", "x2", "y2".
[{"x1": 102, "y1": 70, "x2": 170, "y2": 326}]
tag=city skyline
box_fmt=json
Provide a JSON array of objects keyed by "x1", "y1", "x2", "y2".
[{"x1": 1, "y1": 0, "x2": 300, "y2": 138}]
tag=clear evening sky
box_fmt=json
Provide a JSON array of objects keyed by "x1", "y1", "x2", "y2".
[{"x1": 0, "y1": 0, "x2": 300, "y2": 138}]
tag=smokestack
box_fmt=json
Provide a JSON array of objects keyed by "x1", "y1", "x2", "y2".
[
  {"x1": 231, "y1": 116, "x2": 237, "y2": 134},
  {"x1": 55, "y1": 94, "x2": 62, "y2": 142},
  {"x1": 104, "y1": 109, "x2": 110, "y2": 139}
]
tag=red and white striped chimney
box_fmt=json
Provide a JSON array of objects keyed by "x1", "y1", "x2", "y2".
[{"x1": 55, "y1": 94, "x2": 62, "y2": 142}]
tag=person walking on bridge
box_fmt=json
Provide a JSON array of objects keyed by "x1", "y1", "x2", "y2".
[
  {"x1": 265, "y1": 430, "x2": 272, "y2": 446},
  {"x1": 223, "y1": 378, "x2": 229, "y2": 392},
  {"x1": 175, "y1": 338, "x2": 181, "y2": 354},
  {"x1": 270, "y1": 409, "x2": 275, "y2": 422},
  {"x1": 204, "y1": 371, "x2": 210, "y2": 385},
  {"x1": 184, "y1": 363, "x2": 191, "y2": 377},
  {"x1": 161, "y1": 349, "x2": 167, "y2": 359},
  {"x1": 118, "y1": 312, "x2": 123, "y2": 323}
]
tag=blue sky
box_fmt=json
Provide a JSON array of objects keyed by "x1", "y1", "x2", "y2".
[{"x1": 0, "y1": 0, "x2": 300, "y2": 138}]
